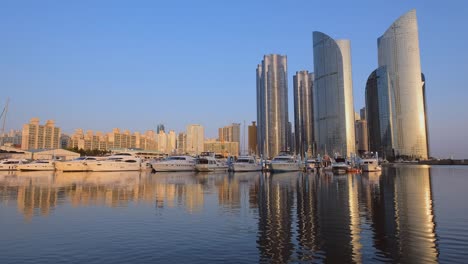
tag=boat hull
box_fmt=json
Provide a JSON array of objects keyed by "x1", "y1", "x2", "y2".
[
  {"x1": 55, "y1": 162, "x2": 89, "y2": 172},
  {"x1": 361, "y1": 164, "x2": 382, "y2": 172},
  {"x1": 195, "y1": 164, "x2": 228, "y2": 172},
  {"x1": 87, "y1": 162, "x2": 142, "y2": 172}
]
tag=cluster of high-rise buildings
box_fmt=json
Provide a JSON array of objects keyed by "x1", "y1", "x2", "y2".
[
  {"x1": 256, "y1": 10, "x2": 429, "y2": 160},
  {"x1": 7, "y1": 118, "x2": 241, "y2": 157}
]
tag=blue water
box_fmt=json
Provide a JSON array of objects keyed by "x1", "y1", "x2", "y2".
[{"x1": 0, "y1": 165, "x2": 467, "y2": 263}]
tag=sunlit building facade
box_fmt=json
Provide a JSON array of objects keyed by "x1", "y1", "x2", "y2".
[
  {"x1": 204, "y1": 140, "x2": 239, "y2": 158},
  {"x1": 248, "y1": 121, "x2": 257, "y2": 155},
  {"x1": 256, "y1": 54, "x2": 289, "y2": 158},
  {"x1": 371, "y1": 9, "x2": 428, "y2": 159},
  {"x1": 218, "y1": 123, "x2": 241, "y2": 155},
  {"x1": 313, "y1": 32, "x2": 355, "y2": 157},
  {"x1": 293, "y1": 71, "x2": 314, "y2": 157},
  {"x1": 21, "y1": 118, "x2": 61, "y2": 150},
  {"x1": 68, "y1": 128, "x2": 157, "y2": 151},
  {"x1": 186, "y1": 124, "x2": 204, "y2": 155}
]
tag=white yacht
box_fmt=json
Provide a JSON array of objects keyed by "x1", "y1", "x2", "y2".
[
  {"x1": 332, "y1": 157, "x2": 350, "y2": 174},
  {"x1": 269, "y1": 152, "x2": 303, "y2": 172},
  {"x1": 230, "y1": 156, "x2": 262, "y2": 172},
  {"x1": 195, "y1": 152, "x2": 229, "y2": 172},
  {"x1": 151, "y1": 156, "x2": 196, "y2": 172},
  {"x1": 87, "y1": 153, "x2": 142, "y2": 172},
  {"x1": 0, "y1": 159, "x2": 25, "y2": 171},
  {"x1": 17, "y1": 160, "x2": 55, "y2": 171},
  {"x1": 55, "y1": 156, "x2": 101, "y2": 172},
  {"x1": 360, "y1": 158, "x2": 382, "y2": 172}
]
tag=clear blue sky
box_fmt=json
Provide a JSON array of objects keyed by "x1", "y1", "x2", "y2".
[{"x1": 1, "y1": 0, "x2": 467, "y2": 158}]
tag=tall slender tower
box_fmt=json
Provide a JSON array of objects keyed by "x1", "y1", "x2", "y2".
[
  {"x1": 369, "y1": 9, "x2": 428, "y2": 159},
  {"x1": 256, "y1": 54, "x2": 289, "y2": 159},
  {"x1": 293, "y1": 71, "x2": 314, "y2": 157},
  {"x1": 313, "y1": 32, "x2": 356, "y2": 157}
]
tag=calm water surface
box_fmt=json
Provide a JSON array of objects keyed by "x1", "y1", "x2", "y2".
[{"x1": 1, "y1": 165, "x2": 467, "y2": 263}]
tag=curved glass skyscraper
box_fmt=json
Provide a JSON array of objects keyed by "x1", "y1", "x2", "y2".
[
  {"x1": 256, "y1": 54, "x2": 289, "y2": 159},
  {"x1": 313, "y1": 32, "x2": 355, "y2": 157},
  {"x1": 293, "y1": 71, "x2": 314, "y2": 157},
  {"x1": 371, "y1": 9, "x2": 428, "y2": 159}
]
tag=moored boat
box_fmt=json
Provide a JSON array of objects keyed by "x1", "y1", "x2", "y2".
[
  {"x1": 269, "y1": 152, "x2": 302, "y2": 172},
  {"x1": 360, "y1": 158, "x2": 382, "y2": 172},
  {"x1": 87, "y1": 153, "x2": 142, "y2": 172},
  {"x1": 0, "y1": 159, "x2": 26, "y2": 171},
  {"x1": 151, "y1": 155, "x2": 196, "y2": 172},
  {"x1": 55, "y1": 156, "x2": 101, "y2": 172},
  {"x1": 17, "y1": 160, "x2": 55, "y2": 171},
  {"x1": 230, "y1": 156, "x2": 262, "y2": 172},
  {"x1": 332, "y1": 157, "x2": 350, "y2": 174},
  {"x1": 195, "y1": 152, "x2": 228, "y2": 172}
]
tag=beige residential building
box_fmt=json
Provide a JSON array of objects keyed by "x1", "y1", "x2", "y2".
[
  {"x1": 186, "y1": 124, "x2": 204, "y2": 155},
  {"x1": 167, "y1": 130, "x2": 177, "y2": 154},
  {"x1": 21, "y1": 118, "x2": 61, "y2": 150},
  {"x1": 218, "y1": 123, "x2": 240, "y2": 155},
  {"x1": 204, "y1": 140, "x2": 239, "y2": 158},
  {"x1": 69, "y1": 128, "x2": 157, "y2": 151}
]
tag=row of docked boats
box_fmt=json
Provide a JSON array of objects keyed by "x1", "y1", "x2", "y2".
[
  {"x1": 152, "y1": 152, "x2": 263, "y2": 172},
  {"x1": 0, "y1": 153, "x2": 148, "y2": 172},
  {"x1": 1, "y1": 151, "x2": 382, "y2": 174}
]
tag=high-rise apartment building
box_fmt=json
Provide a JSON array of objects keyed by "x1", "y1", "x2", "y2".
[
  {"x1": 355, "y1": 120, "x2": 368, "y2": 155},
  {"x1": 167, "y1": 130, "x2": 177, "y2": 154},
  {"x1": 313, "y1": 32, "x2": 356, "y2": 157},
  {"x1": 69, "y1": 128, "x2": 157, "y2": 151},
  {"x1": 247, "y1": 121, "x2": 257, "y2": 155},
  {"x1": 218, "y1": 123, "x2": 240, "y2": 155},
  {"x1": 204, "y1": 140, "x2": 239, "y2": 158},
  {"x1": 156, "y1": 124, "x2": 165, "y2": 134},
  {"x1": 366, "y1": 10, "x2": 428, "y2": 160},
  {"x1": 21, "y1": 118, "x2": 61, "y2": 150},
  {"x1": 157, "y1": 130, "x2": 167, "y2": 153},
  {"x1": 256, "y1": 54, "x2": 289, "y2": 158},
  {"x1": 293, "y1": 71, "x2": 314, "y2": 157},
  {"x1": 186, "y1": 124, "x2": 204, "y2": 155},
  {"x1": 177, "y1": 132, "x2": 187, "y2": 154}
]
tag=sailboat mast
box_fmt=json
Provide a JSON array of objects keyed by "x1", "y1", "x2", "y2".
[{"x1": 0, "y1": 98, "x2": 9, "y2": 146}]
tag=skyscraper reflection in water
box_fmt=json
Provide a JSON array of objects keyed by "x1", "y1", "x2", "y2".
[{"x1": 0, "y1": 167, "x2": 439, "y2": 263}]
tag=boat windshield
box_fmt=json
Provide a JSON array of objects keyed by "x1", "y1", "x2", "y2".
[
  {"x1": 168, "y1": 157, "x2": 187, "y2": 161},
  {"x1": 197, "y1": 159, "x2": 209, "y2": 164},
  {"x1": 273, "y1": 157, "x2": 292, "y2": 161},
  {"x1": 335, "y1": 158, "x2": 346, "y2": 163}
]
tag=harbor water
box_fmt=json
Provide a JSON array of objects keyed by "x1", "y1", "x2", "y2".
[{"x1": 0, "y1": 165, "x2": 467, "y2": 263}]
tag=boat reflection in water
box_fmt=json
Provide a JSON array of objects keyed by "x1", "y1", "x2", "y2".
[{"x1": 0, "y1": 166, "x2": 440, "y2": 263}]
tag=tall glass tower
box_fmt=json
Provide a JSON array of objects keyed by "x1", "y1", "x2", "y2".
[
  {"x1": 313, "y1": 32, "x2": 356, "y2": 157},
  {"x1": 293, "y1": 71, "x2": 314, "y2": 157},
  {"x1": 369, "y1": 9, "x2": 428, "y2": 160},
  {"x1": 256, "y1": 54, "x2": 288, "y2": 159}
]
